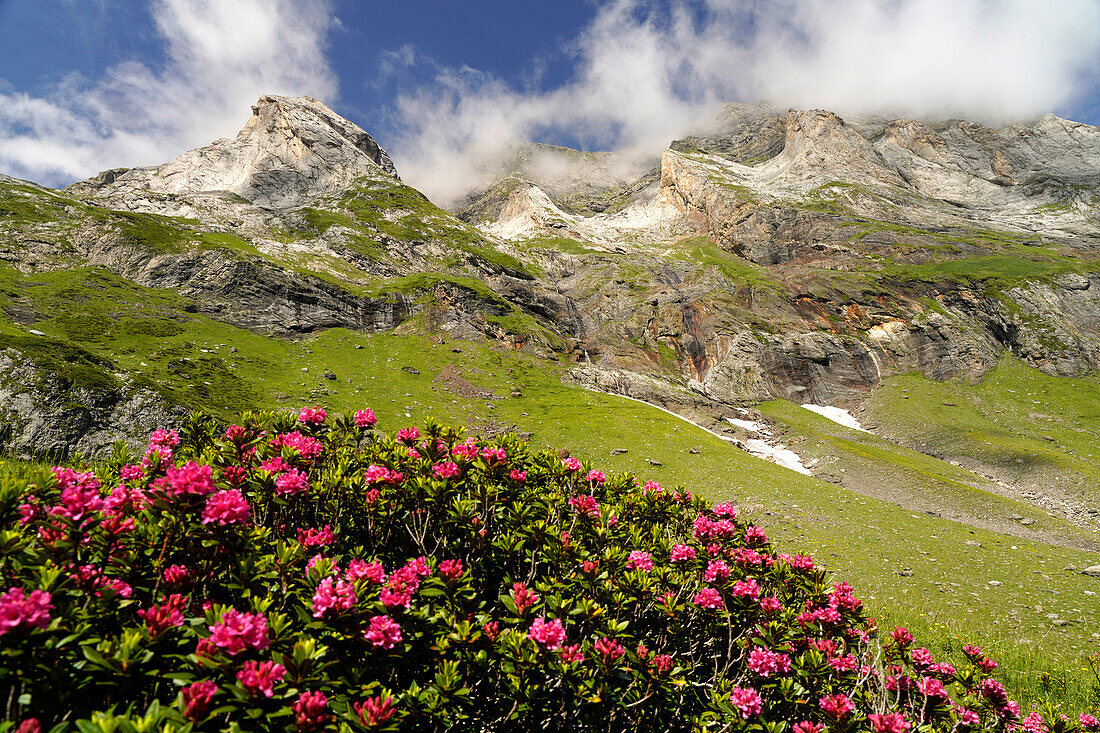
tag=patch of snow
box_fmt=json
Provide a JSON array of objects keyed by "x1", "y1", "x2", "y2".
[
  {"x1": 726, "y1": 417, "x2": 768, "y2": 434},
  {"x1": 580, "y1": 388, "x2": 814, "y2": 477},
  {"x1": 800, "y1": 404, "x2": 869, "y2": 432},
  {"x1": 740, "y1": 439, "x2": 813, "y2": 475}
]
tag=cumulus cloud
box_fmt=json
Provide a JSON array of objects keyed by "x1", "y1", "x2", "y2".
[
  {"x1": 388, "y1": 0, "x2": 1100, "y2": 205},
  {"x1": 0, "y1": 0, "x2": 337, "y2": 187}
]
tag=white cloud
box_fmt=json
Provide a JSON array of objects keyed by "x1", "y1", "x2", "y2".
[
  {"x1": 389, "y1": 0, "x2": 1100, "y2": 205},
  {"x1": 0, "y1": 0, "x2": 337, "y2": 187}
]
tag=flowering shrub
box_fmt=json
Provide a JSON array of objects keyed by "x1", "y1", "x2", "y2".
[{"x1": 0, "y1": 409, "x2": 1092, "y2": 731}]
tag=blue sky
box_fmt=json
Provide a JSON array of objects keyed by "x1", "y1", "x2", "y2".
[{"x1": 1, "y1": 0, "x2": 1099, "y2": 202}]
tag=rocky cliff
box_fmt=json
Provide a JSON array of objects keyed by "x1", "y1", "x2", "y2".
[{"x1": 0, "y1": 96, "x2": 1097, "y2": 515}]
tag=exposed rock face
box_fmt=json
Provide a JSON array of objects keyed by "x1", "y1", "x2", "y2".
[
  {"x1": 68, "y1": 95, "x2": 399, "y2": 211},
  {"x1": 2, "y1": 94, "x2": 1098, "y2": 467}
]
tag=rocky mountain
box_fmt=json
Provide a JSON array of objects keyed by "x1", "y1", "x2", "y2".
[{"x1": 0, "y1": 94, "x2": 1097, "y2": 535}]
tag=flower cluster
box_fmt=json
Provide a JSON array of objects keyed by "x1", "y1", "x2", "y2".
[{"x1": 0, "y1": 408, "x2": 1085, "y2": 732}]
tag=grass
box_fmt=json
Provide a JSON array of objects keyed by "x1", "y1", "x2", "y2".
[
  {"x1": 2, "y1": 273, "x2": 1099, "y2": 711},
  {"x1": 860, "y1": 354, "x2": 1100, "y2": 505}
]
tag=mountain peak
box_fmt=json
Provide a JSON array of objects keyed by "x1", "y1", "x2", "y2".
[{"x1": 70, "y1": 94, "x2": 398, "y2": 210}]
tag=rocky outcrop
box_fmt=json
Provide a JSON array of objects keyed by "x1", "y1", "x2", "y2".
[{"x1": 68, "y1": 95, "x2": 399, "y2": 211}]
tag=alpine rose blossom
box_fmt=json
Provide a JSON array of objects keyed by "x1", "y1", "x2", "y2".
[
  {"x1": 298, "y1": 407, "x2": 326, "y2": 425},
  {"x1": 201, "y1": 489, "x2": 251, "y2": 525},
  {"x1": 670, "y1": 544, "x2": 696, "y2": 563},
  {"x1": 626, "y1": 550, "x2": 654, "y2": 572},
  {"x1": 0, "y1": 588, "x2": 53, "y2": 636},
  {"x1": 869, "y1": 713, "x2": 912, "y2": 733},
  {"x1": 181, "y1": 680, "x2": 217, "y2": 722},
  {"x1": 528, "y1": 617, "x2": 566, "y2": 650},
  {"x1": 748, "y1": 647, "x2": 791, "y2": 677},
  {"x1": 293, "y1": 691, "x2": 330, "y2": 731},
  {"x1": 820, "y1": 693, "x2": 855, "y2": 720},
  {"x1": 365, "y1": 615, "x2": 402, "y2": 649},
  {"x1": 237, "y1": 660, "x2": 285, "y2": 698},
  {"x1": 208, "y1": 609, "x2": 269, "y2": 655},
  {"x1": 693, "y1": 588, "x2": 725, "y2": 610},
  {"x1": 729, "y1": 687, "x2": 763, "y2": 719},
  {"x1": 275, "y1": 469, "x2": 310, "y2": 495},
  {"x1": 164, "y1": 461, "x2": 215, "y2": 497},
  {"x1": 562, "y1": 456, "x2": 581, "y2": 472}
]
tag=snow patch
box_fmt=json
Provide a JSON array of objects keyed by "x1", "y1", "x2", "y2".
[
  {"x1": 734, "y1": 438, "x2": 813, "y2": 475},
  {"x1": 800, "y1": 404, "x2": 869, "y2": 432},
  {"x1": 726, "y1": 417, "x2": 768, "y2": 433}
]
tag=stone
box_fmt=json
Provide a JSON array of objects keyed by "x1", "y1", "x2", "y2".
[
  {"x1": 401, "y1": 367, "x2": 420, "y2": 375},
  {"x1": 1081, "y1": 565, "x2": 1100, "y2": 577}
]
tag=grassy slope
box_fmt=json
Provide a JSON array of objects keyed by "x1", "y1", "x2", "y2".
[
  {"x1": 3, "y1": 267, "x2": 1097, "y2": 710},
  {"x1": 859, "y1": 356, "x2": 1100, "y2": 505}
]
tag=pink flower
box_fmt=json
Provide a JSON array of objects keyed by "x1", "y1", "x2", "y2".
[
  {"x1": 120, "y1": 464, "x2": 145, "y2": 481},
  {"x1": 50, "y1": 468, "x2": 104, "y2": 522},
  {"x1": 586, "y1": 469, "x2": 605, "y2": 485},
  {"x1": 760, "y1": 597, "x2": 783, "y2": 614},
  {"x1": 163, "y1": 565, "x2": 191, "y2": 586},
  {"x1": 891, "y1": 627, "x2": 914, "y2": 647},
  {"x1": 528, "y1": 617, "x2": 566, "y2": 650},
  {"x1": 208, "y1": 609, "x2": 269, "y2": 655},
  {"x1": 649, "y1": 654, "x2": 673, "y2": 674},
  {"x1": 365, "y1": 615, "x2": 403, "y2": 649},
  {"x1": 137, "y1": 594, "x2": 188, "y2": 637},
  {"x1": 511, "y1": 582, "x2": 540, "y2": 615},
  {"x1": 481, "y1": 446, "x2": 507, "y2": 463},
  {"x1": 917, "y1": 676, "x2": 948, "y2": 700},
  {"x1": 104, "y1": 484, "x2": 149, "y2": 516},
  {"x1": 745, "y1": 525, "x2": 768, "y2": 545},
  {"x1": 345, "y1": 560, "x2": 386, "y2": 584},
  {"x1": 364, "y1": 464, "x2": 403, "y2": 485},
  {"x1": 562, "y1": 456, "x2": 581, "y2": 472},
  {"x1": 712, "y1": 502, "x2": 737, "y2": 518},
  {"x1": 397, "y1": 426, "x2": 419, "y2": 444},
  {"x1": 793, "y1": 723, "x2": 824, "y2": 733},
  {"x1": 0, "y1": 588, "x2": 53, "y2": 636},
  {"x1": 164, "y1": 461, "x2": 215, "y2": 497},
  {"x1": 670, "y1": 544, "x2": 696, "y2": 563},
  {"x1": 201, "y1": 489, "x2": 251, "y2": 526},
  {"x1": 911, "y1": 647, "x2": 934, "y2": 667},
  {"x1": 260, "y1": 456, "x2": 290, "y2": 474},
  {"x1": 298, "y1": 525, "x2": 335, "y2": 547},
  {"x1": 271, "y1": 431, "x2": 324, "y2": 461},
  {"x1": 355, "y1": 695, "x2": 396, "y2": 727},
  {"x1": 432, "y1": 461, "x2": 460, "y2": 480},
  {"x1": 729, "y1": 687, "x2": 763, "y2": 719},
  {"x1": 1021, "y1": 713, "x2": 1046, "y2": 733},
  {"x1": 748, "y1": 647, "x2": 791, "y2": 677},
  {"x1": 731, "y1": 577, "x2": 761, "y2": 601},
  {"x1": 819, "y1": 694, "x2": 855, "y2": 720},
  {"x1": 829, "y1": 654, "x2": 857, "y2": 672},
  {"x1": 594, "y1": 637, "x2": 625, "y2": 665},
  {"x1": 293, "y1": 691, "x2": 330, "y2": 731},
  {"x1": 626, "y1": 550, "x2": 654, "y2": 572},
  {"x1": 181, "y1": 680, "x2": 217, "y2": 722},
  {"x1": 1079, "y1": 714, "x2": 1100, "y2": 731},
  {"x1": 276, "y1": 468, "x2": 310, "y2": 495},
  {"x1": 237, "y1": 660, "x2": 285, "y2": 697},
  {"x1": 869, "y1": 714, "x2": 911, "y2": 733},
  {"x1": 692, "y1": 588, "x2": 725, "y2": 610},
  {"x1": 559, "y1": 644, "x2": 585, "y2": 663},
  {"x1": 509, "y1": 469, "x2": 527, "y2": 482},
  {"x1": 704, "y1": 559, "x2": 731, "y2": 582},
  {"x1": 962, "y1": 644, "x2": 982, "y2": 658},
  {"x1": 438, "y1": 559, "x2": 464, "y2": 581},
  {"x1": 452, "y1": 439, "x2": 479, "y2": 461},
  {"x1": 569, "y1": 494, "x2": 600, "y2": 518},
  {"x1": 299, "y1": 407, "x2": 326, "y2": 426},
  {"x1": 311, "y1": 577, "x2": 357, "y2": 618},
  {"x1": 354, "y1": 409, "x2": 377, "y2": 428}
]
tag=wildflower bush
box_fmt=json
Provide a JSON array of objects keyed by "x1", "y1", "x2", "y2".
[{"x1": 0, "y1": 408, "x2": 1095, "y2": 732}]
